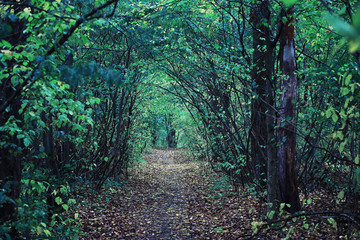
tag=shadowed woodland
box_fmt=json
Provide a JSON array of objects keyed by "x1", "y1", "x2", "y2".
[{"x1": 1, "y1": 0, "x2": 360, "y2": 239}]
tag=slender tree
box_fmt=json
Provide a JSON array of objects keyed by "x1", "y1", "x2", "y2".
[
  {"x1": 278, "y1": 6, "x2": 301, "y2": 213},
  {"x1": 250, "y1": 0, "x2": 280, "y2": 212}
]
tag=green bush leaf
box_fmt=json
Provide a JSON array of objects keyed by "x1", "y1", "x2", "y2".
[
  {"x1": 1, "y1": 40, "x2": 12, "y2": 48},
  {"x1": 55, "y1": 197, "x2": 62, "y2": 205},
  {"x1": 327, "y1": 218, "x2": 337, "y2": 229},
  {"x1": 345, "y1": 74, "x2": 352, "y2": 86},
  {"x1": 281, "y1": 0, "x2": 297, "y2": 7},
  {"x1": 267, "y1": 210, "x2": 275, "y2": 220},
  {"x1": 326, "y1": 108, "x2": 332, "y2": 118},
  {"x1": 337, "y1": 191, "x2": 344, "y2": 199},
  {"x1": 24, "y1": 138, "x2": 31, "y2": 147},
  {"x1": 332, "y1": 114, "x2": 338, "y2": 123}
]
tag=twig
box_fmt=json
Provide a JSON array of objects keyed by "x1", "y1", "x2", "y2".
[{"x1": 243, "y1": 210, "x2": 360, "y2": 239}]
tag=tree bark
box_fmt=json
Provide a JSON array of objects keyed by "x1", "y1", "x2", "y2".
[
  {"x1": 166, "y1": 114, "x2": 177, "y2": 148},
  {"x1": 250, "y1": 0, "x2": 280, "y2": 212},
  {"x1": 278, "y1": 7, "x2": 301, "y2": 213}
]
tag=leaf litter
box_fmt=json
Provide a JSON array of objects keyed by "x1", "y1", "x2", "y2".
[{"x1": 74, "y1": 148, "x2": 347, "y2": 239}]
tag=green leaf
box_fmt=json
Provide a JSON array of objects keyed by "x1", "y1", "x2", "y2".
[
  {"x1": 216, "y1": 227, "x2": 223, "y2": 233},
  {"x1": 341, "y1": 87, "x2": 350, "y2": 96},
  {"x1": 62, "y1": 204, "x2": 69, "y2": 211},
  {"x1": 24, "y1": 138, "x2": 31, "y2": 147},
  {"x1": 43, "y1": 2, "x2": 50, "y2": 10},
  {"x1": 55, "y1": 197, "x2": 62, "y2": 205},
  {"x1": 44, "y1": 229, "x2": 52, "y2": 237},
  {"x1": 267, "y1": 210, "x2": 275, "y2": 220},
  {"x1": 337, "y1": 190, "x2": 345, "y2": 199},
  {"x1": 326, "y1": 108, "x2": 332, "y2": 118},
  {"x1": 332, "y1": 114, "x2": 338, "y2": 123},
  {"x1": 281, "y1": 0, "x2": 297, "y2": 7},
  {"x1": 307, "y1": 198, "x2": 312, "y2": 204},
  {"x1": 10, "y1": 76, "x2": 19, "y2": 87},
  {"x1": 327, "y1": 218, "x2": 337, "y2": 229},
  {"x1": 355, "y1": 156, "x2": 359, "y2": 165},
  {"x1": 60, "y1": 185, "x2": 69, "y2": 194},
  {"x1": 17, "y1": 134, "x2": 25, "y2": 139},
  {"x1": 336, "y1": 131, "x2": 344, "y2": 141},
  {"x1": 339, "y1": 141, "x2": 346, "y2": 152},
  {"x1": 1, "y1": 40, "x2": 12, "y2": 48},
  {"x1": 344, "y1": 74, "x2": 352, "y2": 86},
  {"x1": 280, "y1": 203, "x2": 286, "y2": 210},
  {"x1": 0, "y1": 72, "x2": 9, "y2": 80},
  {"x1": 344, "y1": 98, "x2": 350, "y2": 108}
]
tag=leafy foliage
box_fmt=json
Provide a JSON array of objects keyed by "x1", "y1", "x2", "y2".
[{"x1": 1, "y1": 0, "x2": 360, "y2": 238}]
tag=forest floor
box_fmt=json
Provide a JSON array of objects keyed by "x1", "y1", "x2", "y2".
[{"x1": 74, "y1": 148, "x2": 342, "y2": 239}]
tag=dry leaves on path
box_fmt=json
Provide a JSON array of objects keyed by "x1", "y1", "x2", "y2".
[
  {"x1": 75, "y1": 149, "x2": 259, "y2": 239},
  {"x1": 75, "y1": 148, "x2": 343, "y2": 239}
]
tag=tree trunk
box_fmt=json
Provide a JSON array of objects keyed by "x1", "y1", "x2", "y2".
[
  {"x1": 278, "y1": 7, "x2": 301, "y2": 213},
  {"x1": 167, "y1": 128, "x2": 177, "y2": 148},
  {"x1": 250, "y1": 0, "x2": 280, "y2": 212},
  {"x1": 42, "y1": 112, "x2": 60, "y2": 177},
  {"x1": 166, "y1": 114, "x2": 177, "y2": 148}
]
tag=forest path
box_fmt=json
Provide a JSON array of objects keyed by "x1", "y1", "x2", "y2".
[
  {"x1": 128, "y1": 148, "x2": 191, "y2": 239},
  {"x1": 77, "y1": 148, "x2": 257, "y2": 239}
]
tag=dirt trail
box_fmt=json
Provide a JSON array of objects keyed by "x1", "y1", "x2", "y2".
[
  {"x1": 78, "y1": 148, "x2": 256, "y2": 239},
  {"x1": 134, "y1": 149, "x2": 190, "y2": 239}
]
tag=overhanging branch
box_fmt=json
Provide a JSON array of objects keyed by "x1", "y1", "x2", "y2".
[{"x1": 0, "y1": 0, "x2": 119, "y2": 114}]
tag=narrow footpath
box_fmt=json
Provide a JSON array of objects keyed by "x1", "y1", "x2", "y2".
[{"x1": 77, "y1": 149, "x2": 258, "y2": 239}]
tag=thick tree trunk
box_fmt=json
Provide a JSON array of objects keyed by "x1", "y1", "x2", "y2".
[
  {"x1": 250, "y1": 0, "x2": 280, "y2": 212},
  {"x1": 278, "y1": 7, "x2": 301, "y2": 213}
]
